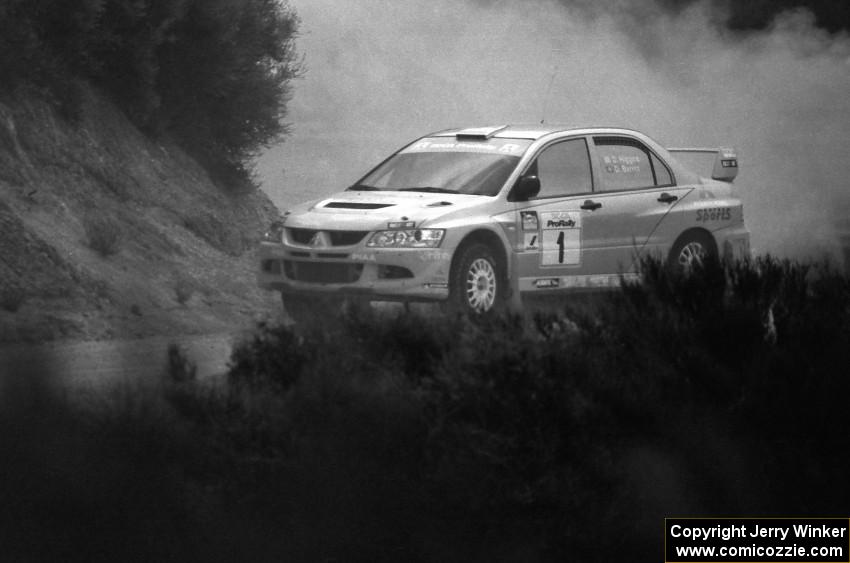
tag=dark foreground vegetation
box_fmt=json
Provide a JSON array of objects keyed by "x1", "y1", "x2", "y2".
[
  {"x1": 0, "y1": 0, "x2": 299, "y2": 184},
  {"x1": 2, "y1": 256, "x2": 849, "y2": 561}
]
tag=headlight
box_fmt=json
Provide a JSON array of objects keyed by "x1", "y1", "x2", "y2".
[{"x1": 367, "y1": 229, "x2": 445, "y2": 248}]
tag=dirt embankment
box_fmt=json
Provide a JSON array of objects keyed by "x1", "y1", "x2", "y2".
[{"x1": 0, "y1": 86, "x2": 282, "y2": 343}]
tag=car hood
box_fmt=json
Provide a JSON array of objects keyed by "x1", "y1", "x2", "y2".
[{"x1": 284, "y1": 190, "x2": 490, "y2": 230}]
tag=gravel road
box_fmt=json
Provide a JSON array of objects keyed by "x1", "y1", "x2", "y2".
[{"x1": 0, "y1": 332, "x2": 240, "y2": 390}]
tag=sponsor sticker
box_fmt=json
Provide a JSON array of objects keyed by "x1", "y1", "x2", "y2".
[
  {"x1": 535, "y1": 278, "x2": 560, "y2": 289},
  {"x1": 540, "y1": 211, "x2": 581, "y2": 266},
  {"x1": 421, "y1": 250, "x2": 451, "y2": 262}
]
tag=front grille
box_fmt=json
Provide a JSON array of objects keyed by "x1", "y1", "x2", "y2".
[
  {"x1": 329, "y1": 231, "x2": 369, "y2": 245},
  {"x1": 283, "y1": 261, "x2": 363, "y2": 283},
  {"x1": 287, "y1": 228, "x2": 369, "y2": 246},
  {"x1": 288, "y1": 228, "x2": 317, "y2": 244}
]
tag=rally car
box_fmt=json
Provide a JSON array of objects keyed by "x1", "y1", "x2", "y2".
[{"x1": 258, "y1": 125, "x2": 750, "y2": 319}]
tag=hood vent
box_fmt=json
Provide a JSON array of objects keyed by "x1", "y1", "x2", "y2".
[
  {"x1": 323, "y1": 202, "x2": 394, "y2": 210},
  {"x1": 427, "y1": 201, "x2": 453, "y2": 207}
]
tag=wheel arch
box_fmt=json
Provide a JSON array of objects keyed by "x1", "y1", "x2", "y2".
[
  {"x1": 671, "y1": 227, "x2": 718, "y2": 251},
  {"x1": 668, "y1": 227, "x2": 718, "y2": 265},
  {"x1": 450, "y1": 228, "x2": 510, "y2": 282}
]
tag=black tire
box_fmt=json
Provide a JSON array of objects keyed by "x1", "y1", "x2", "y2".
[
  {"x1": 281, "y1": 293, "x2": 343, "y2": 325},
  {"x1": 447, "y1": 242, "x2": 505, "y2": 314},
  {"x1": 668, "y1": 231, "x2": 717, "y2": 272}
]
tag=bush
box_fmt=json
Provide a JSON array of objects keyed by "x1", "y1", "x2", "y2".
[
  {"x1": 0, "y1": 285, "x2": 26, "y2": 312},
  {"x1": 84, "y1": 214, "x2": 122, "y2": 256},
  {"x1": 227, "y1": 321, "x2": 312, "y2": 392},
  {"x1": 166, "y1": 343, "x2": 197, "y2": 382},
  {"x1": 182, "y1": 213, "x2": 242, "y2": 255},
  {"x1": 5, "y1": 255, "x2": 850, "y2": 561},
  {"x1": 173, "y1": 276, "x2": 195, "y2": 305},
  {"x1": 0, "y1": 0, "x2": 300, "y2": 185}
]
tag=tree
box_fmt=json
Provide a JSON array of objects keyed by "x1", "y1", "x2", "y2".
[{"x1": 0, "y1": 0, "x2": 301, "y2": 186}]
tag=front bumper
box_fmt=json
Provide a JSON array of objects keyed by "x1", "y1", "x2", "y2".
[{"x1": 257, "y1": 241, "x2": 453, "y2": 301}]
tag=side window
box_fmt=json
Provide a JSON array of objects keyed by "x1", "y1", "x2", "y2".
[
  {"x1": 594, "y1": 137, "x2": 673, "y2": 191},
  {"x1": 532, "y1": 138, "x2": 592, "y2": 198},
  {"x1": 650, "y1": 152, "x2": 673, "y2": 186}
]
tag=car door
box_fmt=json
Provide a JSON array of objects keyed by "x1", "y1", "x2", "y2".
[
  {"x1": 583, "y1": 136, "x2": 694, "y2": 273},
  {"x1": 513, "y1": 136, "x2": 626, "y2": 291}
]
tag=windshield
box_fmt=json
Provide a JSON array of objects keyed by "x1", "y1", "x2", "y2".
[{"x1": 351, "y1": 137, "x2": 532, "y2": 196}]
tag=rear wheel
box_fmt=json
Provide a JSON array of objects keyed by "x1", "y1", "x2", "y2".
[
  {"x1": 668, "y1": 231, "x2": 716, "y2": 272},
  {"x1": 448, "y1": 243, "x2": 505, "y2": 314}
]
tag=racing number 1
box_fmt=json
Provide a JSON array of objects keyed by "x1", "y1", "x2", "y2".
[
  {"x1": 556, "y1": 231, "x2": 565, "y2": 264},
  {"x1": 540, "y1": 211, "x2": 581, "y2": 266}
]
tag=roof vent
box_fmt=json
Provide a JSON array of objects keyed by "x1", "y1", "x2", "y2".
[{"x1": 455, "y1": 125, "x2": 508, "y2": 140}]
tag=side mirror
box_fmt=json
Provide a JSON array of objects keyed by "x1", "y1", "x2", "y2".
[{"x1": 509, "y1": 175, "x2": 540, "y2": 202}]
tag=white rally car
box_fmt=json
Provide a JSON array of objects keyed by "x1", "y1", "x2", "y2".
[{"x1": 258, "y1": 125, "x2": 750, "y2": 318}]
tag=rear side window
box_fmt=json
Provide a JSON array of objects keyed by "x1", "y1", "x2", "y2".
[
  {"x1": 531, "y1": 138, "x2": 593, "y2": 198},
  {"x1": 594, "y1": 137, "x2": 673, "y2": 191}
]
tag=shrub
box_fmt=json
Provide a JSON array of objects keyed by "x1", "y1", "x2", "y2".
[
  {"x1": 227, "y1": 321, "x2": 312, "y2": 392},
  {"x1": 173, "y1": 276, "x2": 195, "y2": 305},
  {"x1": 336, "y1": 304, "x2": 460, "y2": 381},
  {"x1": 182, "y1": 213, "x2": 241, "y2": 254},
  {"x1": 6, "y1": 255, "x2": 849, "y2": 561},
  {"x1": 83, "y1": 214, "x2": 122, "y2": 256},
  {"x1": 0, "y1": 0, "x2": 300, "y2": 186},
  {"x1": 1, "y1": 285, "x2": 26, "y2": 312},
  {"x1": 166, "y1": 343, "x2": 197, "y2": 382},
  {"x1": 154, "y1": 0, "x2": 301, "y2": 182}
]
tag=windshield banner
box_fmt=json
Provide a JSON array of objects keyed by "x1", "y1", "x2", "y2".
[{"x1": 402, "y1": 138, "x2": 531, "y2": 155}]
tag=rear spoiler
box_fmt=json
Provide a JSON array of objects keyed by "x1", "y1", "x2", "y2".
[{"x1": 667, "y1": 147, "x2": 739, "y2": 183}]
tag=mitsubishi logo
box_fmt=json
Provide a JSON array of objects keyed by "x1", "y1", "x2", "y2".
[{"x1": 309, "y1": 231, "x2": 331, "y2": 248}]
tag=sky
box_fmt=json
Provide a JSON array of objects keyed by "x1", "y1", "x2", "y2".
[{"x1": 255, "y1": 0, "x2": 850, "y2": 259}]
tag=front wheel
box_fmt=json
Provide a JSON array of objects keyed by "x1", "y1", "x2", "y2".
[{"x1": 447, "y1": 243, "x2": 505, "y2": 314}]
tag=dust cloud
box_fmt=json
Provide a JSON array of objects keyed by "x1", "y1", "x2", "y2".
[{"x1": 256, "y1": 0, "x2": 850, "y2": 259}]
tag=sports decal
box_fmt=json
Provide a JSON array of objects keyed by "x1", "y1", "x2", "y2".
[
  {"x1": 696, "y1": 207, "x2": 731, "y2": 222},
  {"x1": 540, "y1": 211, "x2": 581, "y2": 266}
]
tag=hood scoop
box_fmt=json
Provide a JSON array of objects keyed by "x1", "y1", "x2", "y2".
[
  {"x1": 322, "y1": 201, "x2": 395, "y2": 210},
  {"x1": 427, "y1": 201, "x2": 453, "y2": 207}
]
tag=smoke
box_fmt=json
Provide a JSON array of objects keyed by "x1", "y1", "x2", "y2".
[{"x1": 256, "y1": 0, "x2": 850, "y2": 259}]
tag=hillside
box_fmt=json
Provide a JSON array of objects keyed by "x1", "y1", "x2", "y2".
[{"x1": 0, "y1": 85, "x2": 281, "y2": 342}]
